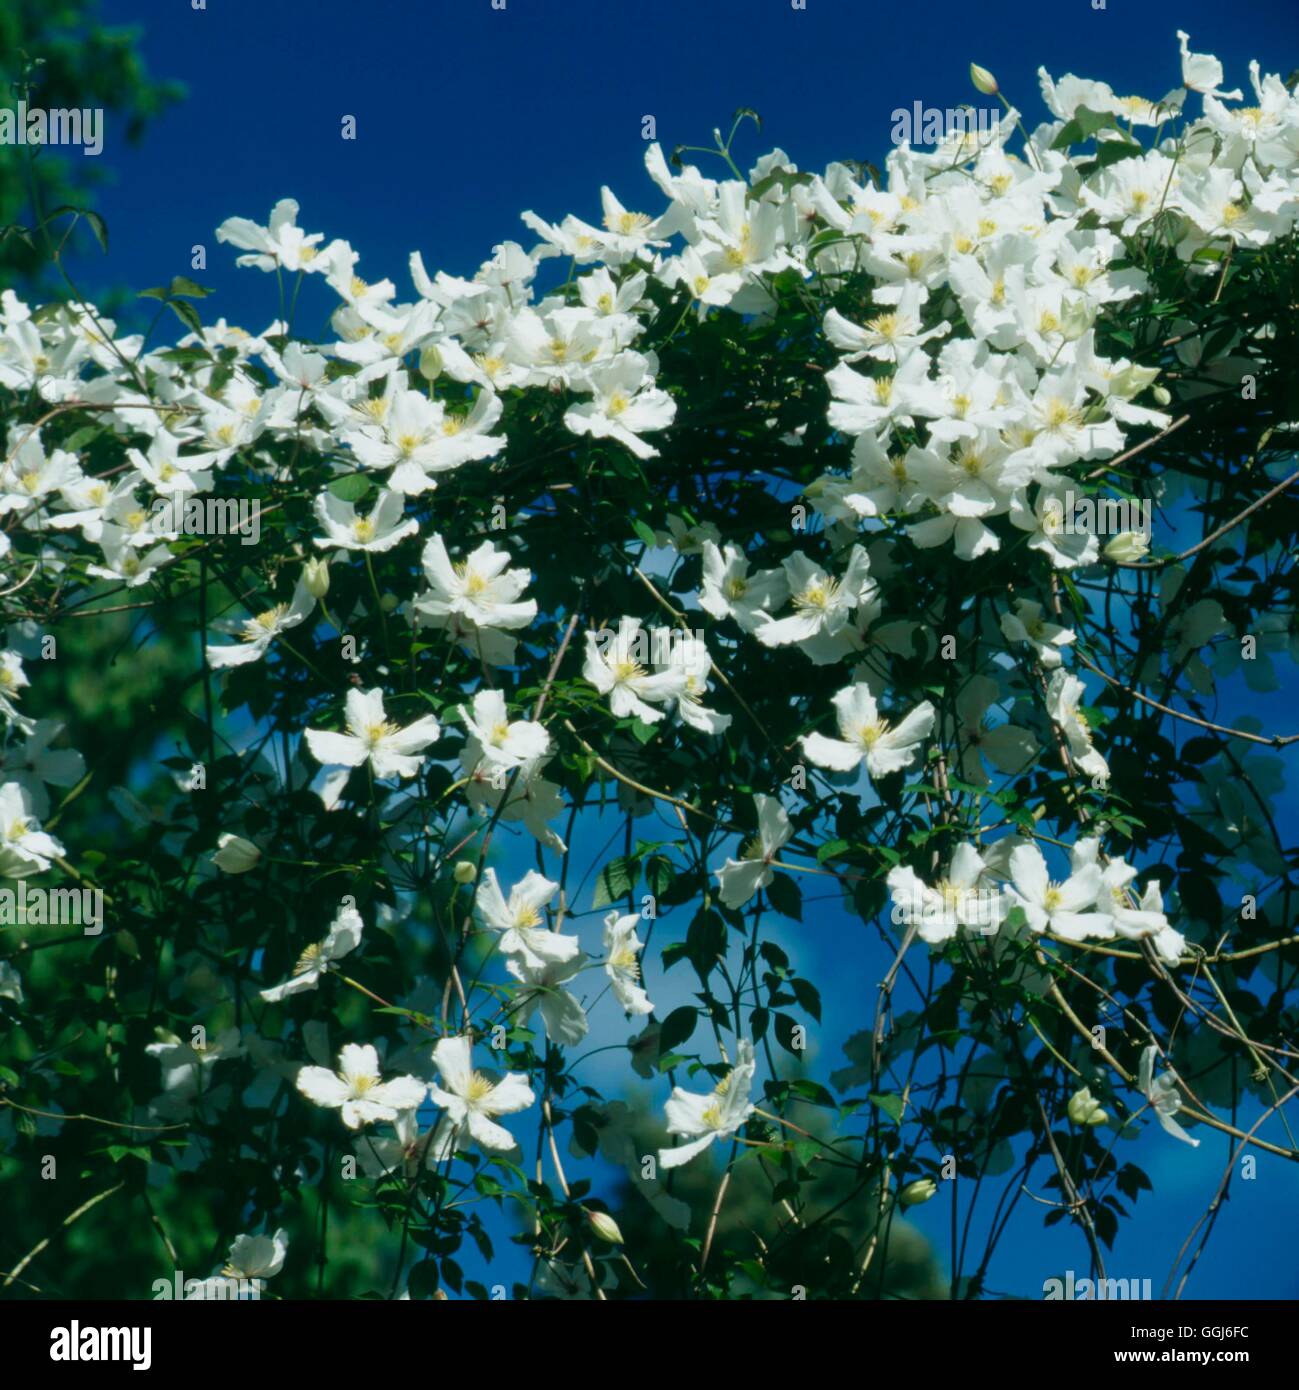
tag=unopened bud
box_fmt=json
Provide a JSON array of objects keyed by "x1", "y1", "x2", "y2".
[
  {"x1": 453, "y1": 861, "x2": 477, "y2": 885},
  {"x1": 1103, "y1": 531, "x2": 1150, "y2": 563},
  {"x1": 970, "y1": 63, "x2": 999, "y2": 97},
  {"x1": 212, "y1": 833, "x2": 261, "y2": 875},
  {"x1": 1060, "y1": 297, "x2": 1094, "y2": 342},
  {"x1": 1067, "y1": 1086, "x2": 1110, "y2": 1126},
  {"x1": 898, "y1": 1177, "x2": 938, "y2": 1207},
  {"x1": 303, "y1": 557, "x2": 330, "y2": 599},
  {"x1": 418, "y1": 346, "x2": 443, "y2": 381},
  {"x1": 585, "y1": 1209, "x2": 624, "y2": 1244}
]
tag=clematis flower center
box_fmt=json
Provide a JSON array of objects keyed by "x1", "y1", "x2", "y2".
[
  {"x1": 857, "y1": 719, "x2": 890, "y2": 748},
  {"x1": 794, "y1": 578, "x2": 839, "y2": 613},
  {"x1": 294, "y1": 942, "x2": 323, "y2": 975}
]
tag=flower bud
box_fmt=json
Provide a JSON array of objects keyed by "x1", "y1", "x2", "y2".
[
  {"x1": 213, "y1": 833, "x2": 261, "y2": 875},
  {"x1": 898, "y1": 1177, "x2": 938, "y2": 1207},
  {"x1": 1152, "y1": 385, "x2": 1171, "y2": 406},
  {"x1": 1103, "y1": 531, "x2": 1150, "y2": 563},
  {"x1": 585, "y1": 1209, "x2": 625, "y2": 1244},
  {"x1": 1067, "y1": 1086, "x2": 1110, "y2": 1126},
  {"x1": 970, "y1": 63, "x2": 999, "y2": 96},
  {"x1": 418, "y1": 346, "x2": 443, "y2": 381},
  {"x1": 303, "y1": 557, "x2": 330, "y2": 599},
  {"x1": 453, "y1": 860, "x2": 477, "y2": 885},
  {"x1": 1060, "y1": 297, "x2": 1094, "y2": 342}
]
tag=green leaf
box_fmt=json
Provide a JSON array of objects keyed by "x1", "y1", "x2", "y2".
[
  {"x1": 592, "y1": 855, "x2": 637, "y2": 909},
  {"x1": 167, "y1": 298, "x2": 202, "y2": 335},
  {"x1": 657, "y1": 1006, "x2": 698, "y2": 1055},
  {"x1": 82, "y1": 210, "x2": 109, "y2": 252},
  {"x1": 791, "y1": 977, "x2": 822, "y2": 1022},
  {"x1": 328, "y1": 473, "x2": 373, "y2": 503},
  {"x1": 765, "y1": 871, "x2": 802, "y2": 922},
  {"x1": 1051, "y1": 106, "x2": 1121, "y2": 149},
  {"x1": 868, "y1": 1092, "x2": 904, "y2": 1124}
]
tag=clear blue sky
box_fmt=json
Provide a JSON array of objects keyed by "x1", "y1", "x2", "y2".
[{"x1": 81, "y1": 0, "x2": 1299, "y2": 1300}]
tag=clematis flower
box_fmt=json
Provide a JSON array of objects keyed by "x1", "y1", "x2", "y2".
[
  {"x1": 354, "y1": 1107, "x2": 440, "y2": 1179},
  {"x1": 1000, "y1": 598, "x2": 1075, "y2": 669},
  {"x1": 1138, "y1": 1044, "x2": 1199, "y2": 1147},
  {"x1": 801, "y1": 683, "x2": 935, "y2": 779},
  {"x1": 563, "y1": 350, "x2": 676, "y2": 459},
  {"x1": 887, "y1": 843, "x2": 1003, "y2": 944},
  {"x1": 1046, "y1": 670, "x2": 1110, "y2": 781},
  {"x1": 295, "y1": 1043, "x2": 426, "y2": 1130},
  {"x1": 312, "y1": 488, "x2": 418, "y2": 553},
  {"x1": 699, "y1": 541, "x2": 789, "y2": 632},
  {"x1": 714, "y1": 794, "x2": 792, "y2": 909},
  {"x1": 1006, "y1": 844, "x2": 1112, "y2": 941},
  {"x1": 505, "y1": 951, "x2": 590, "y2": 1046},
  {"x1": 206, "y1": 580, "x2": 316, "y2": 669},
  {"x1": 754, "y1": 547, "x2": 874, "y2": 657},
  {"x1": 415, "y1": 535, "x2": 536, "y2": 631},
  {"x1": 603, "y1": 910, "x2": 653, "y2": 1016},
  {"x1": 458, "y1": 689, "x2": 550, "y2": 770},
  {"x1": 305, "y1": 688, "x2": 440, "y2": 779},
  {"x1": 658, "y1": 1040, "x2": 757, "y2": 1170},
  {"x1": 1071, "y1": 838, "x2": 1186, "y2": 964},
  {"x1": 217, "y1": 198, "x2": 340, "y2": 275},
  {"x1": 222, "y1": 1229, "x2": 288, "y2": 1282},
  {"x1": 0, "y1": 782, "x2": 65, "y2": 876},
  {"x1": 428, "y1": 1033, "x2": 535, "y2": 1157},
  {"x1": 212, "y1": 833, "x2": 260, "y2": 875},
  {"x1": 583, "y1": 617, "x2": 687, "y2": 724},
  {"x1": 1176, "y1": 31, "x2": 1242, "y2": 100},
  {"x1": 475, "y1": 868, "x2": 578, "y2": 969},
  {"x1": 260, "y1": 901, "x2": 364, "y2": 1002}
]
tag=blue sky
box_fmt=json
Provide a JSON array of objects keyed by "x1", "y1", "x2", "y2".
[{"x1": 75, "y1": 0, "x2": 1299, "y2": 1299}]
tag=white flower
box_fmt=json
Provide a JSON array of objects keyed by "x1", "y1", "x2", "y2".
[
  {"x1": 505, "y1": 951, "x2": 590, "y2": 1046},
  {"x1": 458, "y1": 690, "x2": 549, "y2": 771},
  {"x1": 305, "y1": 688, "x2": 440, "y2": 779},
  {"x1": 1072, "y1": 839, "x2": 1186, "y2": 964},
  {"x1": 1138, "y1": 1044, "x2": 1199, "y2": 1147},
  {"x1": 0, "y1": 959, "x2": 24, "y2": 1005},
  {"x1": 665, "y1": 636, "x2": 731, "y2": 735},
  {"x1": 428, "y1": 1034, "x2": 534, "y2": 1157},
  {"x1": 1103, "y1": 530, "x2": 1150, "y2": 563},
  {"x1": 1046, "y1": 669, "x2": 1109, "y2": 781},
  {"x1": 583, "y1": 617, "x2": 686, "y2": 724},
  {"x1": 1176, "y1": 31, "x2": 1242, "y2": 100},
  {"x1": 699, "y1": 541, "x2": 789, "y2": 632},
  {"x1": 216, "y1": 198, "x2": 339, "y2": 274},
  {"x1": 222, "y1": 1229, "x2": 288, "y2": 1281},
  {"x1": 658, "y1": 1040, "x2": 757, "y2": 1170},
  {"x1": 603, "y1": 910, "x2": 653, "y2": 1016},
  {"x1": 801, "y1": 683, "x2": 935, "y2": 779},
  {"x1": 564, "y1": 351, "x2": 675, "y2": 459},
  {"x1": 476, "y1": 868, "x2": 578, "y2": 969},
  {"x1": 1000, "y1": 598, "x2": 1075, "y2": 668},
  {"x1": 1006, "y1": 844, "x2": 1112, "y2": 941},
  {"x1": 887, "y1": 843, "x2": 1003, "y2": 944},
  {"x1": 755, "y1": 547, "x2": 874, "y2": 658},
  {"x1": 0, "y1": 782, "x2": 65, "y2": 876},
  {"x1": 312, "y1": 488, "x2": 417, "y2": 553},
  {"x1": 715, "y1": 794, "x2": 791, "y2": 909},
  {"x1": 260, "y1": 901, "x2": 364, "y2": 1001},
  {"x1": 206, "y1": 580, "x2": 316, "y2": 669},
  {"x1": 354, "y1": 1107, "x2": 439, "y2": 1179},
  {"x1": 415, "y1": 535, "x2": 536, "y2": 631},
  {"x1": 295, "y1": 1043, "x2": 426, "y2": 1130},
  {"x1": 212, "y1": 832, "x2": 260, "y2": 874}
]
